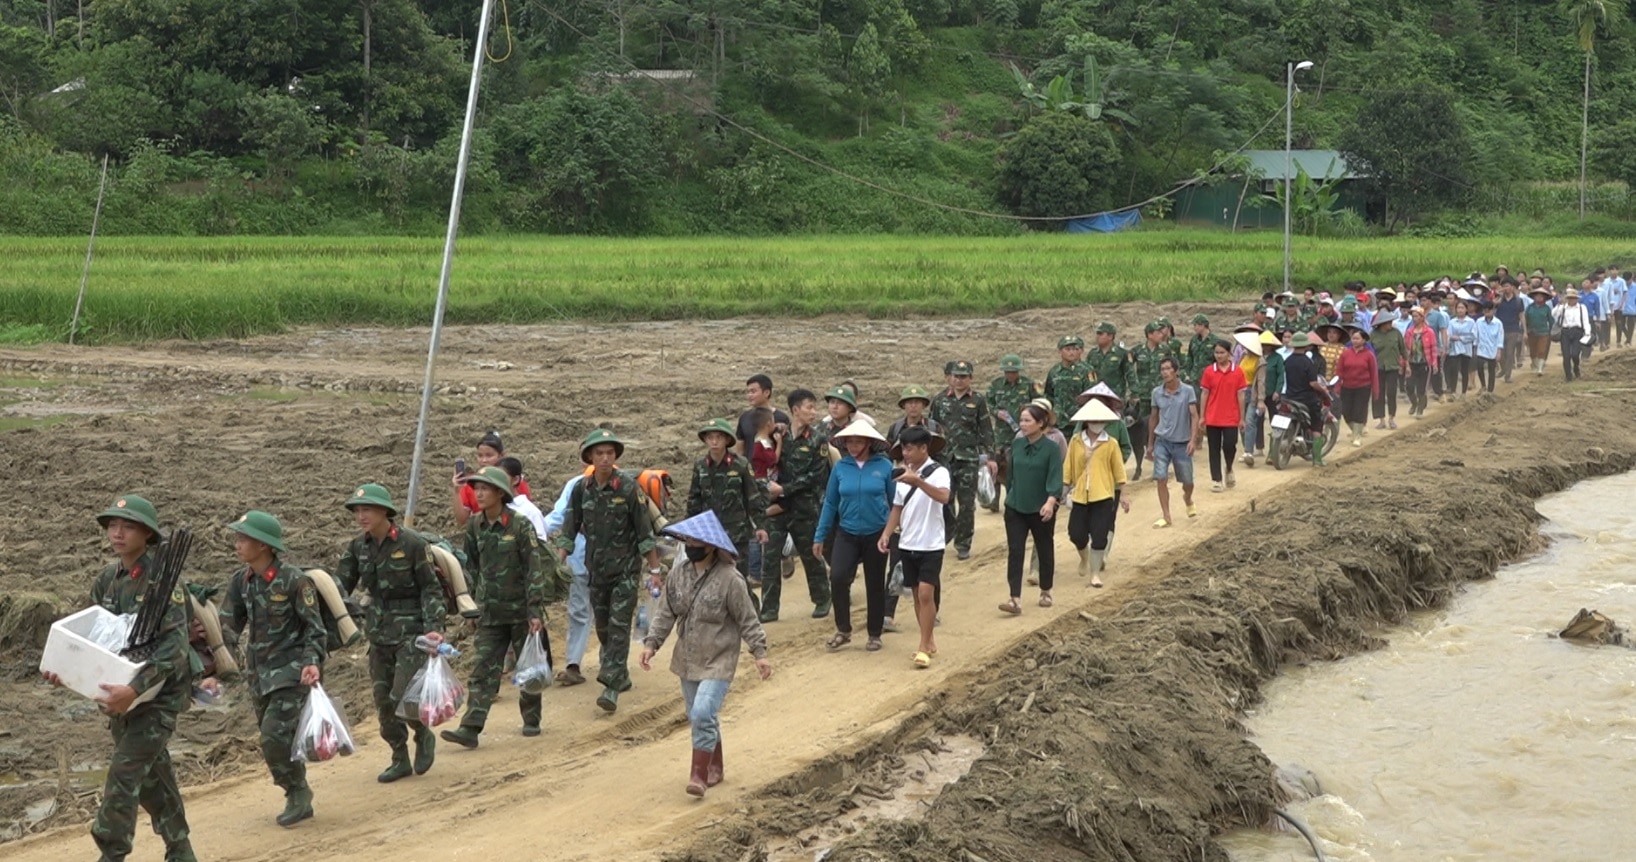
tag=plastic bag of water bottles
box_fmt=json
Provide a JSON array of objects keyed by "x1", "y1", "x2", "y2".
[
  {"x1": 634, "y1": 581, "x2": 661, "y2": 640},
  {"x1": 397, "y1": 654, "x2": 465, "y2": 727},
  {"x1": 976, "y1": 457, "x2": 997, "y2": 508},
  {"x1": 292, "y1": 683, "x2": 356, "y2": 763},
  {"x1": 512, "y1": 631, "x2": 553, "y2": 695}
]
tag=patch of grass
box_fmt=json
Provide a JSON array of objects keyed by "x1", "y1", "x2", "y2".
[
  {"x1": 0, "y1": 376, "x2": 62, "y2": 389},
  {"x1": 0, "y1": 323, "x2": 57, "y2": 345},
  {"x1": 0, "y1": 414, "x2": 70, "y2": 432},
  {"x1": 241, "y1": 387, "x2": 302, "y2": 402},
  {"x1": 0, "y1": 232, "x2": 1618, "y2": 342}
]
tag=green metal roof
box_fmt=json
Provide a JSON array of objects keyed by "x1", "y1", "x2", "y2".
[{"x1": 1241, "y1": 150, "x2": 1361, "y2": 181}]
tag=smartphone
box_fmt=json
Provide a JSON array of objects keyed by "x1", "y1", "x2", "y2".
[{"x1": 454, "y1": 458, "x2": 467, "y2": 476}]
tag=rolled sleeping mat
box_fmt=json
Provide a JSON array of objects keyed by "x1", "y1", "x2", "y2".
[
  {"x1": 646, "y1": 497, "x2": 670, "y2": 532},
  {"x1": 187, "y1": 594, "x2": 238, "y2": 675},
  {"x1": 428, "y1": 544, "x2": 480, "y2": 619},
  {"x1": 304, "y1": 568, "x2": 362, "y2": 646}
]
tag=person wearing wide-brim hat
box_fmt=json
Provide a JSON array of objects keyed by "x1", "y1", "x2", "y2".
[
  {"x1": 813, "y1": 420, "x2": 896, "y2": 652},
  {"x1": 1315, "y1": 322, "x2": 1346, "y2": 381},
  {"x1": 1278, "y1": 333, "x2": 1331, "y2": 467},
  {"x1": 442, "y1": 464, "x2": 557, "y2": 750},
  {"x1": 1244, "y1": 329, "x2": 1287, "y2": 468},
  {"x1": 1369, "y1": 309, "x2": 1409, "y2": 430},
  {"x1": 639, "y1": 509, "x2": 770, "y2": 799},
  {"x1": 877, "y1": 425, "x2": 952, "y2": 669},
  {"x1": 1552, "y1": 286, "x2": 1593, "y2": 381},
  {"x1": 48, "y1": 495, "x2": 196, "y2": 861},
  {"x1": 1524, "y1": 284, "x2": 1555, "y2": 375},
  {"x1": 554, "y1": 428, "x2": 662, "y2": 713},
  {"x1": 1062, "y1": 399, "x2": 1127, "y2": 589},
  {"x1": 887, "y1": 385, "x2": 943, "y2": 451},
  {"x1": 220, "y1": 510, "x2": 326, "y2": 826},
  {"x1": 687, "y1": 418, "x2": 768, "y2": 593},
  {"x1": 336, "y1": 483, "x2": 447, "y2": 781},
  {"x1": 1333, "y1": 324, "x2": 1380, "y2": 447}
]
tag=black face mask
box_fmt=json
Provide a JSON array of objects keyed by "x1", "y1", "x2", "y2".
[{"x1": 684, "y1": 545, "x2": 711, "y2": 562}]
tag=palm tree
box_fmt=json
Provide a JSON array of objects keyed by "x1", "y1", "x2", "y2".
[{"x1": 1564, "y1": 0, "x2": 1625, "y2": 219}]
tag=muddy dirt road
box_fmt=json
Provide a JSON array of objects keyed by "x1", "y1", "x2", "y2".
[{"x1": 2, "y1": 308, "x2": 1633, "y2": 862}]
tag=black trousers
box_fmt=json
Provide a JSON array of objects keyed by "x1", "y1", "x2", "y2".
[
  {"x1": 1205, "y1": 425, "x2": 1237, "y2": 482},
  {"x1": 829, "y1": 529, "x2": 887, "y2": 638},
  {"x1": 1066, "y1": 498, "x2": 1116, "y2": 551},
  {"x1": 883, "y1": 543, "x2": 941, "y2": 620},
  {"x1": 1618, "y1": 312, "x2": 1635, "y2": 345},
  {"x1": 1005, "y1": 506, "x2": 1056, "y2": 595},
  {"x1": 1338, "y1": 386, "x2": 1371, "y2": 425},
  {"x1": 1371, "y1": 369, "x2": 1400, "y2": 419},
  {"x1": 1561, "y1": 328, "x2": 1586, "y2": 381},
  {"x1": 1406, "y1": 362, "x2": 1430, "y2": 413},
  {"x1": 1446, "y1": 355, "x2": 1471, "y2": 394},
  {"x1": 1475, "y1": 357, "x2": 1497, "y2": 392}
]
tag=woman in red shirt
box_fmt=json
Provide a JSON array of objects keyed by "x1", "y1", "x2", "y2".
[
  {"x1": 1335, "y1": 326, "x2": 1381, "y2": 448},
  {"x1": 454, "y1": 431, "x2": 531, "y2": 526},
  {"x1": 1197, "y1": 339, "x2": 1246, "y2": 493}
]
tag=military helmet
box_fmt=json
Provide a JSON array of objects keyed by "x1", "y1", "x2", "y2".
[
  {"x1": 823, "y1": 385, "x2": 857, "y2": 409},
  {"x1": 228, "y1": 510, "x2": 286, "y2": 552},
  {"x1": 998, "y1": 354, "x2": 1025, "y2": 372},
  {"x1": 345, "y1": 483, "x2": 399, "y2": 517},
  {"x1": 698, "y1": 418, "x2": 736, "y2": 444},
  {"x1": 579, "y1": 428, "x2": 627, "y2": 464},
  {"x1": 898, "y1": 385, "x2": 932, "y2": 407},
  {"x1": 465, "y1": 465, "x2": 515, "y2": 501},
  {"x1": 97, "y1": 494, "x2": 162, "y2": 543},
  {"x1": 1057, "y1": 335, "x2": 1085, "y2": 349}
]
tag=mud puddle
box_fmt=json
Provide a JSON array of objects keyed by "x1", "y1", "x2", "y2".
[{"x1": 766, "y1": 735, "x2": 985, "y2": 862}]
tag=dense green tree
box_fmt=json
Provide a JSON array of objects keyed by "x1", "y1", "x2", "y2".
[
  {"x1": 1338, "y1": 88, "x2": 1475, "y2": 229},
  {"x1": 997, "y1": 110, "x2": 1119, "y2": 220}
]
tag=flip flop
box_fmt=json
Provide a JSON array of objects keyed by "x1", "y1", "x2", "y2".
[
  {"x1": 913, "y1": 651, "x2": 932, "y2": 669},
  {"x1": 1153, "y1": 518, "x2": 1171, "y2": 528},
  {"x1": 1187, "y1": 504, "x2": 1199, "y2": 518}
]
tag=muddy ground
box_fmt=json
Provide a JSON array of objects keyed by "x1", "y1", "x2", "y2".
[{"x1": 0, "y1": 307, "x2": 1631, "y2": 861}]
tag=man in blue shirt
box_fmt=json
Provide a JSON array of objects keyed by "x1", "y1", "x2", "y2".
[
  {"x1": 543, "y1": 475, "x2": 592, "y2": 685},
  {"x1": 1493, "y1": 280, "x2": 1527, "y2": 383},
  {"x1": 1423, "y1": 293, "x2": 1451, "y2": 400},
  {"x1": 1619, "y1": 266, "x2": 1636, "y2": 346},
  {"x1": 1583, "y1": 273, "x2": 1606, "y2": 353}
]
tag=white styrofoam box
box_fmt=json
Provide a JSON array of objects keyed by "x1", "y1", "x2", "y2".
[{"x1": 39, "y1": 606, "x2": 163, "y2": 707}]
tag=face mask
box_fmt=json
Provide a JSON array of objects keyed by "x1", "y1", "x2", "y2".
[
  {"x1": 1085, "y1": 423, "x2": 1106, "y2": 436},
  {"x1": 684, "y1": 545, "x2": 711, "y2": 563}
]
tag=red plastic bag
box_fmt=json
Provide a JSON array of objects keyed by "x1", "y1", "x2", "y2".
[
  {"x1": 397, "y1": 654, "x2": 466, "y2": 727},
  {"x1": 292, "y1": 684, "x2": 355, "y2": 763}
]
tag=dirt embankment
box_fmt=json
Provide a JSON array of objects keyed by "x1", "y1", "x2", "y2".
[{"x1": 662, "y1": 353, "x2": 1636, "y2": 862}]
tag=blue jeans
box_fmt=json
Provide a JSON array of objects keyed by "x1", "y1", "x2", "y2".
[
  {"x1": 1242, "y1": 404, "x2": 1261, "y2": 455},
  {"x1": 565, "y1": 566, "x2": 591, "y2": 668},
  {"x1": 680, "y1": 678, "x2": 732, "y2": 750},
  {"x1": 1151, "y1": 438, "x2": 1195, "y2": 485}
]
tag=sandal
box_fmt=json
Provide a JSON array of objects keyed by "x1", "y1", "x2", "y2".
[
  {"x1": 865, "y1": 638, "x2": 883, "y2": 652},
  {"x1": 825, "y1": 632, "x2": 851, "y2": 651},
  {"x1": 998, "y1": 599, "x2": 1022, "y2": 616},
  {"x1": 913, "y1": 651, "x2": 932, "y2": 669},
  {"x1": 1038, "y1": 593, "x2": 1053, "y2": 608},
  {"x1": 1153, "y1": 518, "x2": 1171, "y2": 529}
]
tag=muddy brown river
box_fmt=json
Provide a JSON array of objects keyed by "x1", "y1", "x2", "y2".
[{"x1": 1224, "y1": 470, "x2": 1636, "y2": 861}]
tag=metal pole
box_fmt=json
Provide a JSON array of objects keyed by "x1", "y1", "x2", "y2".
[
  {"x1": 68, "y1": 153, "x2": 110, "y2": 345},
  {"x1": 403, "y1": 0, "x2": 497, "y2": 525},
  {"x1": 1283, "y1": 62, "x2": 1293, "y2": 295}
]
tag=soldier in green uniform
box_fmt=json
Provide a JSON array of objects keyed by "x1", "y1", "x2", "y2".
[
  {"x1": 1277, "y1": 298, "x2": 1305, "y2": 333},
  {"x1": 984, "y1": 356, "x2": 1037, "y2": 511},
  {"x1": 43, "y1": 495, "x2": 197, "y2": 862},
  {"x1": 759, "y1": 389, "x2": 833, "y2": 623},
  {"x1": 1084, "y1": 323, "x2": 1132, "y2": 403},
  {"x1": 553, "y1": 429, "x2": 662, "y2": 713},
  {"x1": 930, "y1": 360, "x2": 993, "y2": 561},
  {"x1": 1043, "y1": 335, "x2": 1095, "y2": 420},
  {"x1": 687, "y1": 419, "x2": 768, "y2": 584},
  {"x1": 443, "y1": 466, "x2": 554, "y2": 745},
  {"x1": 336, "y1": 483, "x2": 447, "y2": 783},
  {"x1": 219, "y1": 510, "x2": 326, "y2": 827},
  {"x1": 1184, "y1": 314, "x2": 1214, "y2": 385},
  {"x1": 1157, "y1": 317, "x2": 1184, "y2": 359},
  {"x1": 1127, "y1": 321, "x2": 1175, "y2": 480},
  {"x1": 886, "y1": 385, "x2": 943, "y2": 449}
]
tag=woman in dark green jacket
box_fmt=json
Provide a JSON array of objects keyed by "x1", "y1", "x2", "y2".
[{"x1": 1369, "y1": 313, "x2": 1408, "y2": 429}]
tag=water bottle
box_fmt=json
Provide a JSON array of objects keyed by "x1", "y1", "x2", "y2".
[{"x1": 414, "y1": 635, "x2": 460, "y2": 658}]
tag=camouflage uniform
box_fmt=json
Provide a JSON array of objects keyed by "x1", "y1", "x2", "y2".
[
  {"x1": 337, "y1": 525, "x2": 447, "y2": 770},
  {"x1": 1084, "y1": 344, "x2": 1132, "y2": 403},
  {"x1": 930, "y1": 380, "x2": 993, "y2": 556},
  {"x1": 89, "y1": 549, "x2": 195, "y2": 862},
  {"x1": 1043, "y1": 361, "x2": 1095, "y2": 421},
  {"x1": 1184, "y1": 333, "x2": 1215, "y2": 384},
  {"x1": 760, "y1": 424, "x2": 832, "y2": 621},
  {"x1": 457, "y1": 507, "x2": 552, "y2": 734},
  {"x1": 553, "y1": 472, "x2": 658, "y2": 694},
  {"x1": 686, "y1": 451, "x2": 766, "y2": 582},
  {"x1": 1127, "y1": 331, "x2": 1175, "y2": 469},
  {"x1": 984, "y1": 373, "x2": 1034, "y2": 509},
  {"x1": 220, "y1": 558, "x2": 326, "y2": 803}
]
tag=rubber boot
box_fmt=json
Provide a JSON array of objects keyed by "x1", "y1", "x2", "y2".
[
  {"x1": 1311, "y1": 444, "x2": 1325, "y2": 468},
  {"x1": 1077, "y1": 548, "x2": 1091, "y2": 578},
  {"x1": 708, "y1": 741, "x2": 724, "y2": 787},
  {"x1": 377, "y1": 747, "x2": 413, "y2": 783},
  {"x1": 440, "y1": 725, "x2": 481, "y2": 749},
  {"x1": 686, "y1": 748, "x2": 712, "y2": 797},
  {"x1": 1089, "y1": 550, "x2": 1107, "y2": 576},
  {"x1": 1349, "y1": 422, "x2": 1363, "y2": 447},
  {"x1": 596, "y1": 687, "x2": 620, "y2": 713},
  {"x1": 276, "y1": 786, "x2": 314, "y2": 827},
  {"x1": 413, "y1": 726, "x2": 437, "y2": 774},
  {"x1": 165, "y1": 841, "x2": 199, "y2": 862},
  {"x1": 1103, "y1": 530, "x2": 1115, "y2": 565}
]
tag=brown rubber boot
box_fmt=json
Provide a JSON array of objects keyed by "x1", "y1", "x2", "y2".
[
  {"x1": 686, "y1": 748, "x2": 712, "y2": 797},
  {"x1": 707, "y1": 742, "x2": 723, "y2": 787}
]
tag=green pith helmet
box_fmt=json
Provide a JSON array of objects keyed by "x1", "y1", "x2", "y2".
[
  {"x1": 579, "y1": 428, "x2": 626, "y2": 464},
  {"x1": 1057, "y1": 335, "x2": 1085, "y2": 349},
  {"x1": 998, "y1": 354, "x2": 1025, "y2": 372},
  {"x1": 345, "y1": 483, "x2": 399, "y2": 517},
  {"x1": 948, "y1": 360, "x2": 974, "y2": 377},
  {"x1": 824, "y1": 385, "x2": 856, "y2": 408},
  {"x1": 698, "y1": 418, "x2": 736, "y2": 443},
  {"x1": 1095, "y1": 322, "x2": 1117, "y2": 336},
  {"x1": 1192, "y1": 314, "x2": 1210, "y2": 326},
  {"x1": 1340, "y1": 298, "x2": 1359, "y2": 312},
  {"x1": 465, "y1": 465, "x2": 514, "y2": 500},
  {"x1": 228, "y1": 510, "x2": 286, "y2": 552},
  {"x1": 97, "y1": 494, "x2": 161, "y2": 543},
  {"x1": 898, "y1": 385, "x2": 932, "y2": 407},
  {"x1": 1144, "y1": 320, "x2": 1163, "y2": 334}
]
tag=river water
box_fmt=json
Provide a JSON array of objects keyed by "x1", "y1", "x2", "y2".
[{"x1": 1221, "y1": 471, "x2": 1636, "y2": 862}]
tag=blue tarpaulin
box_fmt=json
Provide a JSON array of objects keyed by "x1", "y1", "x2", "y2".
[{"x1": 1066, "y1": 210, "x2": 1142, "y2": 233}]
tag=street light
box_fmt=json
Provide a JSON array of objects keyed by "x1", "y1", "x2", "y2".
[{"x1": 1284, "y1": 59, "x2": 1313, "y2": 295}]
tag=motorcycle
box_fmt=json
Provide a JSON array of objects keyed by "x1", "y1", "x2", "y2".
[{"x1": 1267, "y1": 397, "x2": 1339, "y2": 469}]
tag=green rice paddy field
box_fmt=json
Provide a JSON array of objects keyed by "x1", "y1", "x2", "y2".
[{"x1": 0, "y1": 233, "x2": 1619, "y2": 342}]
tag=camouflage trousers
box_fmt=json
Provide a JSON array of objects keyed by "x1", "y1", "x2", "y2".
[
  {"x1": 947, "y1": 458, "x2": 980, "y2": 553},
  {"x1": 369, "y1": 640, "x2": 429, "y2": 752},
  {"x1": 591, "y1": 570, "x2": 640, "y2": 693},
  {"x1": 761, "y1": 498, "x2": 830, "y2": 619},
  {"x1": 461, "y1": 621, "x2": 545, "y2": 731},
  {"x1": 92, "y1": 705, "x2": 190, "y2": 861},
  {"x1": 254, "y1": 687, "x2": 309, "y2": 793}
]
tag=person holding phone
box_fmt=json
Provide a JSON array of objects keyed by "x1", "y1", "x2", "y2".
[{"x1": 453, "y1": 431, "x2": 531, "y2": 527}]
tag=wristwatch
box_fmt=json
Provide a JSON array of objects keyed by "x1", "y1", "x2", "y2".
[{"x1": 648, "y1": 566, "x2": 662, "y2": 575}]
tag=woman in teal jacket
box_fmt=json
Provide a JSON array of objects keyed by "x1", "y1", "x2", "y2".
[{"x1": 815, "y1": 421, "x2": 896, "y2": 652}]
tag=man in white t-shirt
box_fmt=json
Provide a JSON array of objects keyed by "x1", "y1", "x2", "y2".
[
  {"x1": 877, "y1": 426, "x2": 950, "y2": 669},
  {"x1": 500, "y1": 457, "x2": 549, "y2": 539}
]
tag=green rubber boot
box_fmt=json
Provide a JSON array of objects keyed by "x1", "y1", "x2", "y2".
[
  {"x1": 440, "y1": 725, "x2": 481, "y2": 749},
  {"x1": 164, "y1": 841, "x2": 198, "y2": 862},
  {"x1": 413, "y1": 726, "x2": 437, "y2": 774},
  {"x1": 596, "y1": 687, "x2": 620, "y2": 713},
  {"x1": 1311, "y1": 444, "x2": 1324, "y2": 468},
  {"x1": 377, "y1": 748, "x2": 413, "y2": 783},
  {"x1": 276, "y1": 787, "x2": 314, "y2": 827}
]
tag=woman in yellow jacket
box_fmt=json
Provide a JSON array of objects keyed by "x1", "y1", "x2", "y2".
[{"x1": 1062, "y1": 400, "x2": 1130, "y2": 588}]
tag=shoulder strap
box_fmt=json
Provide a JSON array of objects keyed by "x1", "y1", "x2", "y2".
[{"x1": 901, "y1": 462, "x2": 944, "y2": 507}]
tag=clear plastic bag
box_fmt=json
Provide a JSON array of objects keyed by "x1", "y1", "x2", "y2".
[
  {"x1": 396, "y1": 654, "x2": 466, "y2": 727},
  {"x1": 887, "y1": 559, "x2": 910, "y2": 597},
  {"x1": 512, "y1": 632, "x2": 553, "y2": 695},
  {"x1": 292, "y1": 684, "x2": 355, "y2": 763},
  {"x1": 976, "y1": 460, "x2": 997, "y2": 508},
  {"x1": 88, "y1": 611, "x2": 135, "y2": 652}
]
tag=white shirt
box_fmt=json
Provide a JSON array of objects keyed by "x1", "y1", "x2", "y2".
[
  {"x1": 508, "y1": 494, "x2": 549, "y2": 540},
  {"x1": 893, "y1": 460, "x2": 950, "y2": 552},
  {"x1": 1552, "y1": 302, "x2": 1591, "y2": 331}
]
